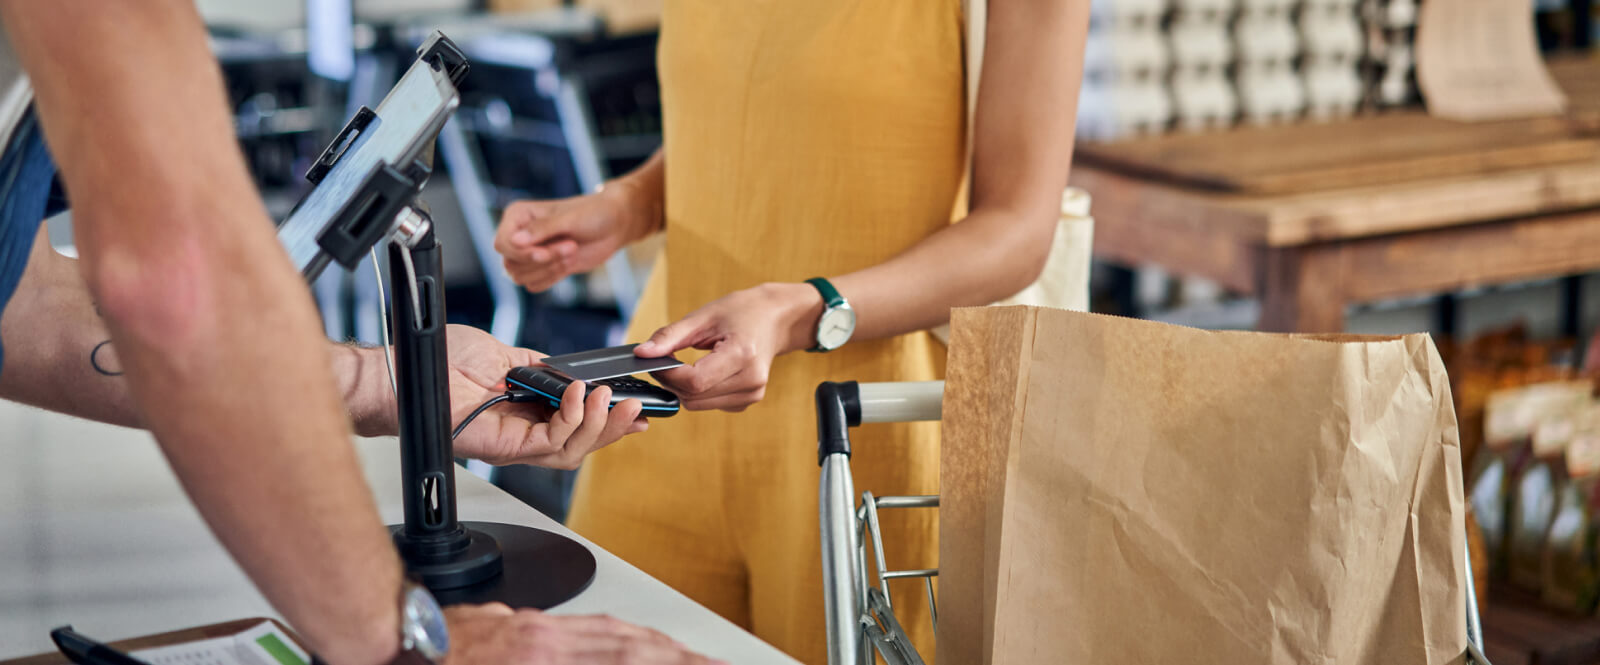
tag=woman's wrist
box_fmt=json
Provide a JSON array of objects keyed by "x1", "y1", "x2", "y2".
[
  {"x1": 763, "y1": 282, "x2": 827, "y2": 355},
  {"x1": 603, "y1": 172, "x2": 664, "y2": 243}
]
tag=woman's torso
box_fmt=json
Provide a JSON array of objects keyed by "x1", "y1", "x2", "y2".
[
  {"x1": 588, "y1": 8, "x2": 967, "y2": 658},
  {"x1": 653, "y1": 0, "x2": 968, "y2": 327}
]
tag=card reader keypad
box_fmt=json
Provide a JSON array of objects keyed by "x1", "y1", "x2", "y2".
[{"x1": 596, "y1": 377, "x2": 653, "y2": 392}]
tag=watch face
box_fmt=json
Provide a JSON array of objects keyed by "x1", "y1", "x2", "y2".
[
  {"x1": 402, "y1": 584, "x2": 450, "y2": 659},
  {"x1": 816, "y1": 306, "x2": 857, "y2": 350}
]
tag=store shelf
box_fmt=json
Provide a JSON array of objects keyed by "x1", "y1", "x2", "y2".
[{"x1": 1484, "y1": 588, "x2": 1600, "y2": 665}]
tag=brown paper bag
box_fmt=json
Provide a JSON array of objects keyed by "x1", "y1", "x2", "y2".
[{"x1": 939, "y1": 307, "x2": 1466, "y2": 664}]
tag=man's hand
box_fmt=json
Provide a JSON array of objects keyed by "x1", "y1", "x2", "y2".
[
  {"x1": 439, "y1": 325, "x2": 648, "y2": 468},
  {"x1": 444, "y1": 604, "x2": 725, "y2": 665},
  {"x1": 345, "y1": 325, "x2": 648, "y2": 469}
]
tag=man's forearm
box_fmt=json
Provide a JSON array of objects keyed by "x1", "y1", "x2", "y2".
[
  {"x1": 332, "y1": 341, "x2": 397, "y2": 437},
  {"x1": 0, "y1": 228, "x2": 141, "y2": 427},
  {"x1": 0, "y1": 227, "x2": 397, "y2": 438},
  {"x1": 2, "y1": 4, "x2": 402, "y2": 664}
]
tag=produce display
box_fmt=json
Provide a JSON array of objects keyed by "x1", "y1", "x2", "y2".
[{"x1": 1456, "y1": 324, "x2": 1600, "y2": 614}]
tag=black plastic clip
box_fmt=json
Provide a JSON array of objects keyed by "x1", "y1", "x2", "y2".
[
  {"x1": 314, "y1": 162, "x2": 416, "y2": 270},
  {"x1": 305, "y1": 106, "x2": 377, "y2": 185},
  {"x1": 815, "y1": 381, "x2": 862, "y2": 466},
  {"x1": 417, "y1": 33, "x2": 470, "y2": 87}
]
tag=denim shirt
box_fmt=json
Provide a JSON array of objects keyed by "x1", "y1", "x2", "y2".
[{"x1": 0, "y1": 109, "x2": 64, "y2": 373}]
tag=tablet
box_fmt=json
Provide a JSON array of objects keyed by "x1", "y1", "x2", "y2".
[{"x1": 275, "y1": 32, "x2": 464, "y2": 282}]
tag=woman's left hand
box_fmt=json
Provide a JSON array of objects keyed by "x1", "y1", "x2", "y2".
[{"x1": 634, "y1": 283, "x2": 823, "y2": 412}]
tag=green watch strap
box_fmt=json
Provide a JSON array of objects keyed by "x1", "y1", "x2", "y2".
[{"x1": 805, "y1": 277, "x2": 846, "y2": 308}]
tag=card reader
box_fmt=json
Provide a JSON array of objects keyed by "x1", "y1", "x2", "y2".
[{"x1": 507, "y1": 367, "x2": 681, "y2": 417}]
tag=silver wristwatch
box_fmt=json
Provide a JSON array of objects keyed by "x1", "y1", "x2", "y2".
[
  {"x1": 805, "y1": 277, "x2": 856, "y2": 353},
  {"x1": 394, "y1": 581, "x2": 449, "y2": 665}
]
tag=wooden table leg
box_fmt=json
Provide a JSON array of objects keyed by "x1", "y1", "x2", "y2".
[{"x1": 1258, "y1": 244, "x2": 1348, "y2": 333}]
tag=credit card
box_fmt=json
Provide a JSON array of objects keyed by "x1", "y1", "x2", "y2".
[{"x1": 540, "y1": 344, "x2": 685, "y2": 382}]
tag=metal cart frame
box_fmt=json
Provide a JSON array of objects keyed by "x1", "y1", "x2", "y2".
[{"x1": 815, "y1": 380, "x2": 1492, "y2": 665}]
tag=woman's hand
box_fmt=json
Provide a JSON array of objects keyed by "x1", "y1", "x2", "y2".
[
  {"x1": 346, "y1": 325, "x2": 647, "y2": 469},
  {"x1": 634, "y1": 283, "x2": 823, "y2": 412},
  {"x1": 494, "y1": 180, "x2": 659, "y2": 293}
]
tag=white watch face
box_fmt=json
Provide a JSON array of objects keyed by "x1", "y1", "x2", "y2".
[{"x1": 816, "y1": 306, "x2": 856, "y2": 350}]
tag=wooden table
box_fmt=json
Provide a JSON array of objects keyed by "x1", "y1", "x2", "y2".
[
  {"x1": 1077, "y1": 57, "x2": 1600, "y2": 333},
  {"x1": 1078, "y1": 159, "x2": 1600, "y2": 332}
]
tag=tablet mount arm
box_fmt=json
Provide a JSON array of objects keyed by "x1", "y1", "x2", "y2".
[{"x1": 280, "y1": 32, "x2": 596, "y2": 608}]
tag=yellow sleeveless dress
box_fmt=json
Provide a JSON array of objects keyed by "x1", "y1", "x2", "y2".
[{"x1": 566, "y1": 2, "x2": 966, "y2": 661}]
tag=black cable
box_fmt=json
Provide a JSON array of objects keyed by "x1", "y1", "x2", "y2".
[{"x1": 452, "y1": 393, "x2": 512, "y2": 440}]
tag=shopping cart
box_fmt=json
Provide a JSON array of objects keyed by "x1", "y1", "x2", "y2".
[{"x1": 815, "y1": 380, "x2": 1493, "y2": 665}]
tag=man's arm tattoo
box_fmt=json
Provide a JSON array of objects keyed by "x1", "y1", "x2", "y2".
[
  {"x1": 88, "y1": 304, "x2": 123, "y2": 376},
  {"x1": 90, "y1": 339, "x2": 123, "y2": 376}
]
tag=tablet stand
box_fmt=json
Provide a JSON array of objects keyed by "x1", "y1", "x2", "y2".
[
  {"x1": 386, "y1": 218, "x2": 595, "y2": 608},
  {"x1": 278, "y1": 31, "x2": 596, "y2": 609}
]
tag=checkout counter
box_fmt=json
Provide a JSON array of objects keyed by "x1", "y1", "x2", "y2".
[{"x1": 0, "y1": 400, "x2": 800, "y2": 663}]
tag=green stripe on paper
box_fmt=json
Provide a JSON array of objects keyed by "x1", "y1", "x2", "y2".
[{"x1": 256, "y1": 633, "x2": 308, "y2": 665}]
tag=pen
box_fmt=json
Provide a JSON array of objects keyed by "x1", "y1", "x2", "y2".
[{"x1": 50, "y1": 626, "x2": 151, "y2": 665}]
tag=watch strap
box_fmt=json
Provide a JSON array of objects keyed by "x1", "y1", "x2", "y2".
[
  {"x1": 388, "y1": 649, "x2": 436, "y2": 665},
  {"x1": 805, "y1": 277, "x2": 846, "y2": 309}
]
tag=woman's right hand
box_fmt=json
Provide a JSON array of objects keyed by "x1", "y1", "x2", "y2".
[{"x1": 493, "y1": 182, "x2": 658, "y2": 293}]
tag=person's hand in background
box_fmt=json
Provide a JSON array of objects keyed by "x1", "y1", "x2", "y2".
[
  {"x1": 344, "y1": 324, "x2": 647, "y2": 469},
  {"x1": 494, "y1": 174, "x2": 661, "y2": 292},
  {"x1": 444, "y1": 604, "x2": 726, "y2": 665},
  {"x1": 634, "y1": 283, "x2": 823, "y2": 412}
]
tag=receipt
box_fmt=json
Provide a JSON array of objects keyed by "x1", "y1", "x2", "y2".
[{"x1": 132, "y1": 622, "x2": 310, "y2": 665}]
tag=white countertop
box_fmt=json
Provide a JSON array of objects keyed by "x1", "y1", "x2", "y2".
[{"x1": 0, "y1": 401, "x2": 799, "y2": 664}]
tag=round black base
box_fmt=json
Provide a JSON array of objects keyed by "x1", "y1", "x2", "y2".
[
  {"x1": 393, "y1": 525, "x2": 505, "y2": 589},
  {"x1": 399, "y1": 521, "x2": 597, "y2": 610}
]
